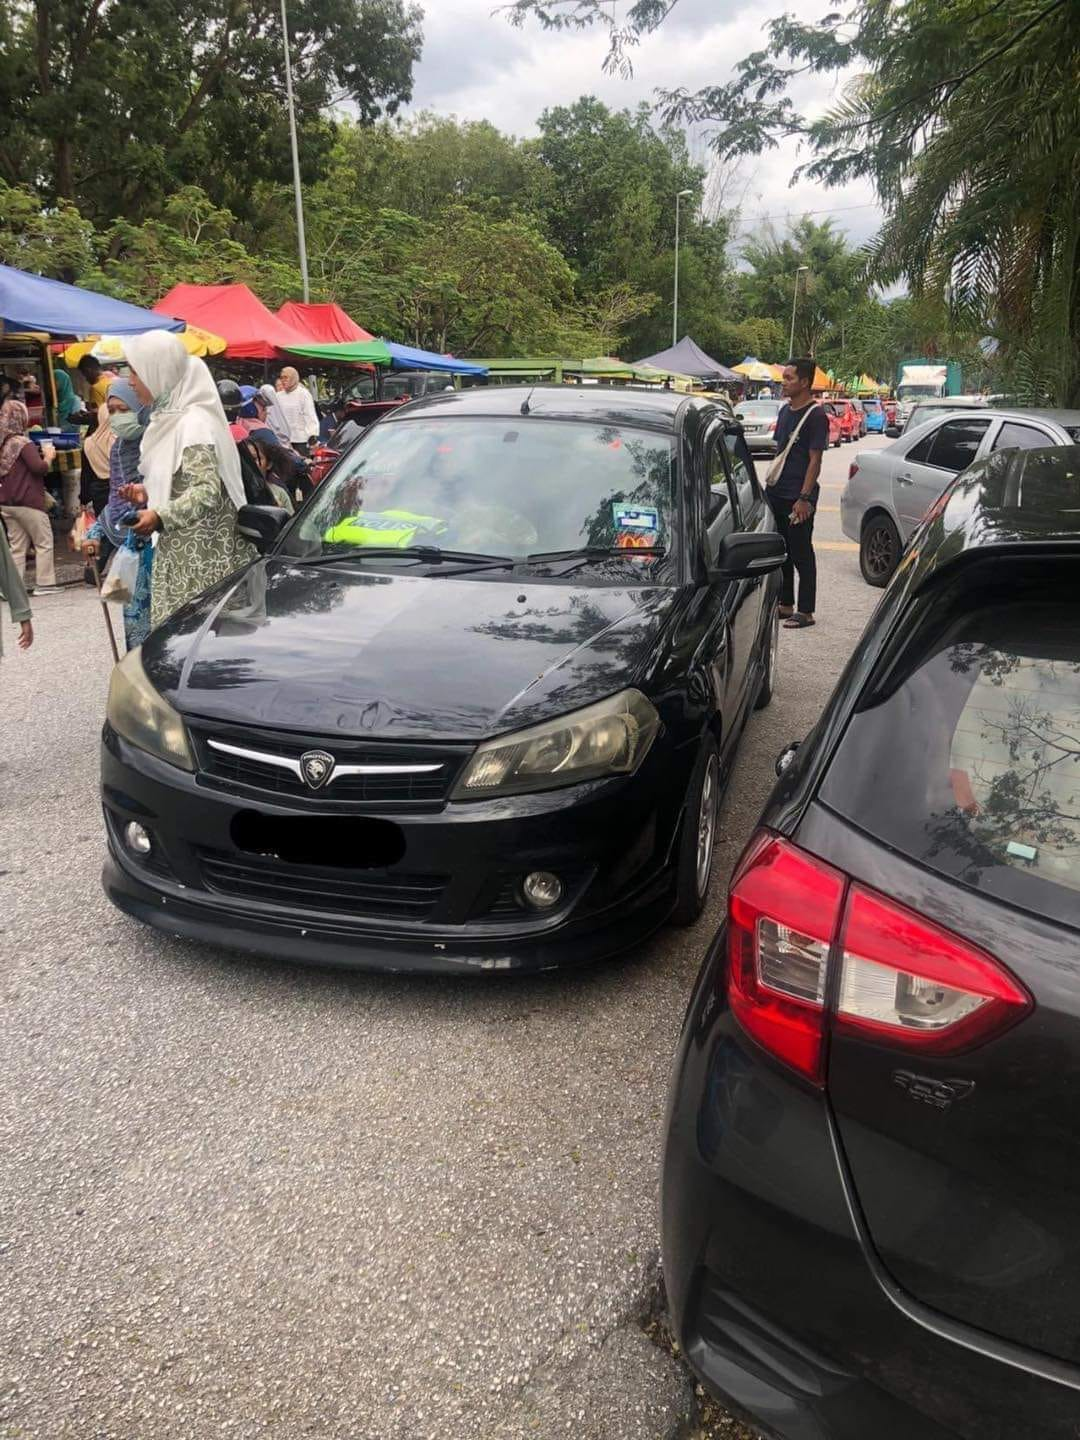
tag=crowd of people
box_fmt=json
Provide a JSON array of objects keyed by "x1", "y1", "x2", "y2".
[{"x1": 0, "y1": 340, "x2": 321, "y2": 660}]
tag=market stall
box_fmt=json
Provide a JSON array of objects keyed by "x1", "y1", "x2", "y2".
[{"x1": 154, "y1": 283, "x2": 312, "y2": 362}]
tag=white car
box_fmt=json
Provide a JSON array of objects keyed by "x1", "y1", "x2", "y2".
[{"x1": 842, "y1": 407, "x2": 1080, "y2": 585}]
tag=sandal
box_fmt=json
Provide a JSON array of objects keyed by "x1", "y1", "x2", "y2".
[{"x1": 782, "y1": 614, "x2": 816, "y2": 629}]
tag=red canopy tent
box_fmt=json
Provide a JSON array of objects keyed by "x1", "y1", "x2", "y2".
[
  {"x1": 154, "y1": 283, "x2": 313, "y2": 361},
  {"x1": 276, "y1": 301, "x2": 374, "y2": 344}
]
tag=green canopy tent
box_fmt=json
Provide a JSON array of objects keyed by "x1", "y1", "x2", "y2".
[{"x1": 279, "y1": 338, "x2": 393, "y2": 366}]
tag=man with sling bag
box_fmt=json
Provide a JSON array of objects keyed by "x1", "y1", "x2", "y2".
[{"x1": 764, "y1": 358, "x2": 826, "y2": 629}]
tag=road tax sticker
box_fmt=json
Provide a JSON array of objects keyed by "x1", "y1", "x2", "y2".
[{"x1": 613, "y1": 503, "x2": 659, "y2": 531}]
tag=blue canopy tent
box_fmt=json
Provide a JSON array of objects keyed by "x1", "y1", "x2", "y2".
[
  {"x1": 0, "y1": 263, "x2": 185, "y2": 340},
  {"x1": 384, "y1": 342, "x2": 487, "y2": 375}
]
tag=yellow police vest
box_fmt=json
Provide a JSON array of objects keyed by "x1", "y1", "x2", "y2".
[{"x1": 323, "y1": 509, "x2": 446, "y2": 548}]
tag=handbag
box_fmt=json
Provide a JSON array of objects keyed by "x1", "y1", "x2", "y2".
[{"x1": 764, "y1": 404, "x2": 821, "y2": 488}]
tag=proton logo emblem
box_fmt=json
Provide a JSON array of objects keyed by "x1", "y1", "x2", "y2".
[{"x1": 299, "y1": 749, "x2": 335, "y2": 790}]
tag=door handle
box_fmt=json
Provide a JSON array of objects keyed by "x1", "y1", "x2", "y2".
[{"x1": 896, "y1": 472, "x2": 914, "y2": 485}]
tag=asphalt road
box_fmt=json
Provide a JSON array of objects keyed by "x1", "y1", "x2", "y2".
[{"x1": 0, "y1": 436, "x2": 889, "y2": 1440}]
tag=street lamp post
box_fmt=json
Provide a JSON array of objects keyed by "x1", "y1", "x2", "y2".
[
  {"x1": 672, "y1": 188, "x2": 694, "y2": 347},
  {"x1": 788, "y1": 265, "x2": 809, "y2": 358},
  {"x1": 281, "y1": 0, "x2": 310, "y2": 302}
]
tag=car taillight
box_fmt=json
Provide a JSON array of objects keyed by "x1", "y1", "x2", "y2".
[
  {"x1": 726, "y1": 834, "x2": 1032, "y2": 1085},
  {"x1": 769, "y1": 422, "x2": 777, "y2": 432},
  {"x1": 848, "y1": 463, "x2": 859, "y2": 480}
]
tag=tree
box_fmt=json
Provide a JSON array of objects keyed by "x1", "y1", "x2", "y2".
[
  {"x1": 739, "y1": 218, "x2": 860, "y2": 360},
  {"x1": 0, "y1": 0, "x2": 423, "y2": 224},
  {"x1": 505, "y1": 0, "x2": 1080, "y2": 403}
]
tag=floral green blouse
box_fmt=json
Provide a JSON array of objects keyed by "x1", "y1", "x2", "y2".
[{"x1": 151, "y1": 444, "x2": 255, "y2": 628}]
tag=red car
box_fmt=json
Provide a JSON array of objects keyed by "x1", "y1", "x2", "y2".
[{"x1": 824, "y1": 400, "x2": 855, "y2": 444}]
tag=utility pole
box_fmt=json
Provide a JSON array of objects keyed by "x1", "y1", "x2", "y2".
[
  {"x1": 281, "y1": 0, "x2": 310, "y2": 301},
  {"x1": 672, "y1": 189, "x2": 694, "y2": 347},
  {"x1": 788, "y1": 265, "x2": 808, "y2": 357}
]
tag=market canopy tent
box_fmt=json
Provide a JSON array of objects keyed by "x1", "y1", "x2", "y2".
[
  {"x1": 733, "y1": 357, "x2": 777, "y2": 383},
  {"x1": 280, "y1": 338, "x2": 392, "y2": 365},
  {"x1": 276, "y1": 301, "x2": 374, "y2": 344},
  {"x1": 385, "y1": 342, "x2": 487, "y2": 375},
  {"x1": 636, "y1": 336, "x2": 742, "y2": 384},
  {"x1": 0, "y1": 262, "x2": 185, "y2": 340},
  {"x1": 63, "y1": 325, "x2": 227, "y2": 366},
  {"x1": 155, "y1": 283, "x2": 312, "y2": 361}
]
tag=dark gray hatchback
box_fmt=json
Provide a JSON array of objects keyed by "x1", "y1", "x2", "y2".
[{"x1": 662, "y1": 445, "x2": 1080, "y2": 1438}]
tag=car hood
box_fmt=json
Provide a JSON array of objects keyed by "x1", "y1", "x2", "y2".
[{"x1": 142, "y1": 559, "x2": 680, "y2": 741}]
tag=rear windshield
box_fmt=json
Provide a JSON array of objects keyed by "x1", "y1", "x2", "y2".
[
  {"x1": 820, "y1": 593, "x2": 1080, "y2": 929},
  {"x1": 736, "y1": 402, "x2": 781, "y2": 418}
]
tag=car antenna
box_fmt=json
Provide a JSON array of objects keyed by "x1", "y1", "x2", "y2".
[{"x1": 520, "y1": 388, "x2": 533, "y2": 416}]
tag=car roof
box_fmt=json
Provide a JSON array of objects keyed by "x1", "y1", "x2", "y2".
[
  {"x1": 936, "y1": 445, "x2": 1080, "y2": 555},
  {"x1": 384, "y1": 383, "x2": 711, "y2": 433},
  {"x1": 910, "y1": 404, "x2": 1080, "y2": 427}
]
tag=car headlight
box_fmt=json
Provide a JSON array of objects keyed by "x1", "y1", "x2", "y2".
[
  {"x1": 106, "y1": 648, "x2": 194, "y2": 771},
  {"x1": 452, "y1": 689, "x2": 660, "y2": 800}
]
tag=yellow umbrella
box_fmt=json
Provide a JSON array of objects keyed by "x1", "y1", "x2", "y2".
[
  {"x1": 732, "y1": 359, "x2": 776, "y2": 383},
  {"x1": 63, "y1": 325, "x2": 227, "y2": 365}
]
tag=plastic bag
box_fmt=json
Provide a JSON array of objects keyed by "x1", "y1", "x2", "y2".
[
  {"x1": 69, "y1": 508, "x2": 93, "y2": 553},
  {"x1": 101, "y1": 542, "x2": 140, "y2": 604}
]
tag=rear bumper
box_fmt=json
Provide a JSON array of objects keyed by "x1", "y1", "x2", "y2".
[
  {"x1": 838, "y1": 487, "x2": 862, "y2": 542},
  {"x1": 101, "y1": 726, "x2": 687, "y2": 974},
  {"x1": 744, "y1": 435, "x2": 777, "y2": 454},
  {"x1": 660, "y1": 934, "x2": 1080, "y2": 1440}
]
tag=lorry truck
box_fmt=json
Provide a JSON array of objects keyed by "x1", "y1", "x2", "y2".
[{"x1": 894, "y1": 358, "x2": 962, "y2": 422}]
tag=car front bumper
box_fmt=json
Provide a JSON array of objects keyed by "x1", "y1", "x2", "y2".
[
  {"x1": 660, "y1": 932, "x2": 1080, "y2": 1440},
  {"x1": 101, "y1": 725, "x2": 690, "y2": 973}
]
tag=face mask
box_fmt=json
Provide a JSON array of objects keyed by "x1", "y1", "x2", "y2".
[{"x1": 109, "y1": 411, "x2": 143, "y2": 439}]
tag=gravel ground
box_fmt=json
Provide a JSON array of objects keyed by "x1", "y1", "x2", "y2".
[{"x1": 0, "y1": 439, "x2": 885, "y2": 1440}]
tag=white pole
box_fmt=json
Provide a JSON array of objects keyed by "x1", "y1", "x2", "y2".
[
  {"x1": 673, "y1": 193, "x2": 681, "y2": 348},
  {"x1": 281, "y1": 0, "x2": 310, "y2": 302},
  {"x1": 788, "y1": 266, "x2": 807, "y2": 358}
]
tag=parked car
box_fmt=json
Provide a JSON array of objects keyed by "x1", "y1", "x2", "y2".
[
  {"x1": 882, "y1": 398, "x2": 898, "y2": 426},
  {"x1": 662, "y1": 442, "x2": 1080, "y2": 1440},
  {"x1": 841, "y1": 406, "x2": 1080, "y2": 585},
  {"x1": 733, "y1": 398, "x2": 784, "y2": 454},
  {"x1": 824, "y1": 400, "x2": 853, "y2": 445},
  {"x1": 892, "y1": 393, "x2": 989, "y2": 438},
  {"x1": 101, "y1": 387, "x2": 784, "y2": 973},
  {"x1": 861, "y1": 397, "x2": 887, "y2": 433}
]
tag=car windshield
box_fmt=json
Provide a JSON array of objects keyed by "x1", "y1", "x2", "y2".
[
  {"x1": 280, "y1": 415, "x2": 678, "y2": 572},
  {"x1": 899, "y1": 384, "x2": 942, "y2": 399},
  {"x1": 861, "y1": 400, "x2": 881, "y2": 411},
  {"x1": 736, "y1": 402, "x2": 781, "y2": 418}
]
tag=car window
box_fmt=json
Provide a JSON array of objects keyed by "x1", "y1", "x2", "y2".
[
  {"x1": 704, "y1": 435, "x2": 737, "y2": 564},
  {"x1": 908, "y1": 417, "x2": 990, "y2": 470},
  {"x1": 992, "y1": 421, "x2": 1055, "y2": 452},
  {"x1": 285, "y1": 416, "x2": 678, "y2": 571},
  {"x1": 724, "y1": 430, "x2": 759, "y2": 522},
  {"x1": 820, "y1": 593, "x2": 1080, "y2": 930}
]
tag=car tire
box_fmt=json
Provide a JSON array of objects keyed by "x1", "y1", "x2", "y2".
[
  {"x1": 754, "y1": 604, "x2": 779, "y2": 711},
  {"x1": 670, "y1": 738, "x2": 721, "y2": 928},
  {"x1": 860, "y1": 512, "x2": 902, "y2": 587}
]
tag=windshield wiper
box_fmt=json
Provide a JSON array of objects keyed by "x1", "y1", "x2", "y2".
[
  {"x1": 524, "y1": 545, "x2": 666, "y2": 564},
  {"x1": 287, "y1": 545, "x2": 515, "y2": 569}
]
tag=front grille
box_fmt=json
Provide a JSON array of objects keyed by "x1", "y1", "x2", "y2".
[
  {"x1": 198, "y1": 849, "x2": 448, "y2": 921},
  {"x1": 188, "y1": 720, "x2": 468, "y2": 808}
]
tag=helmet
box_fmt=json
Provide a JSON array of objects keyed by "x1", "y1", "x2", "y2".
[{"x1": 216, "y1": 378, "x2": 243, "y2": 416}]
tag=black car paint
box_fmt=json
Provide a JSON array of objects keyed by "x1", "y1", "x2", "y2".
[
  {"x1": 662, "y1": 450, "x2": 1080, "y2": 1437},
  {"x1": 102, "y1": 387, "x2": 780, "y2": 972}
]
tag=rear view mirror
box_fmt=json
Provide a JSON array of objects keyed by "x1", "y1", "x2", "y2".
[
  {"x1": 237, "y1": 505, "x2": 290, "y2": 553},
  {"x1": 710, "y1": 531, "x2": 787, "y2": 582}
]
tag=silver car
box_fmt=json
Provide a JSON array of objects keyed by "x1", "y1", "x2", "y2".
[
  {"x1": 734, "y1": 398, "x2": 784, "y2": 454},
  {"x1": 842, "y1": 407, "x2": 1080, "y2": 585}
]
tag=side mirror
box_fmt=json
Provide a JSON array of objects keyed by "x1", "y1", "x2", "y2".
[
  {"x1": 709, "y1": 531, "x2": 787, "y2": 583},
  {"x1": 885, "y1": 423, "x2": 902, "y2": 439},
  {"x1": 776, "y1": 740, "x2": 801, "y2": 777},
  {"x1": 723, "y1": 419, "x2": 745, "y2": 435},
  {"x1": 237, "y1": 504, "x2": 290, "y2": 553}
]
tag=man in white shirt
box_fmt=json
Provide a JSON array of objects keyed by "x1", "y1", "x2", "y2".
[{"x1": 274, "y1": 368, "x2": 319, "y2": 455}]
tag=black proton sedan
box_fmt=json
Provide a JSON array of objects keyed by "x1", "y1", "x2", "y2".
[
  {"x1": 101, "y1": 387, "x2": 783, "y2": 972},
  {"x1": 662, "y1": 445, "x2": 1080, "y2": 1437}
]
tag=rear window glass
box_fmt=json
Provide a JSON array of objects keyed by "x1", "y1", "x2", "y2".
[
  {"x1": 736, "y1": 402, "x2": 781, "y2": 418},
  {"x1": 820, "y1": 598, "x2": 1080, "y2": 929}
]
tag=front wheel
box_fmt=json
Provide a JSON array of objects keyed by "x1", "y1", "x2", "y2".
[
  {"x1": 671, "y1": 739, "x2": 721, "y2": 928},
  {"x1": 860, "y1": 512, "x2": 902, "y2": 587}
]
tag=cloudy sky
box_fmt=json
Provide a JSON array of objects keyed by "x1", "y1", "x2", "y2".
[{"x1": 405, "y1": 0, "x2": 884, "y2": 254}]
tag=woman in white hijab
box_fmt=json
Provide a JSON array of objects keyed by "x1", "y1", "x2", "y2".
[{"x1": 120, "y1": 331, "x2": 255, "y2": 628}]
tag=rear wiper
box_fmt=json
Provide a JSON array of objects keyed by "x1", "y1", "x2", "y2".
[{"x1": 288, "y1": 545, "x2": 514, "y2": 568}]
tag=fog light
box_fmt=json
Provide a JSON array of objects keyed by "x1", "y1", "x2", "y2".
[
  {"x1": 124, "y1": 821, "x2": 152, "y2": 856},
  {"x1": 522, "y1": 871, "x2": 563, "y2": 910}
]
